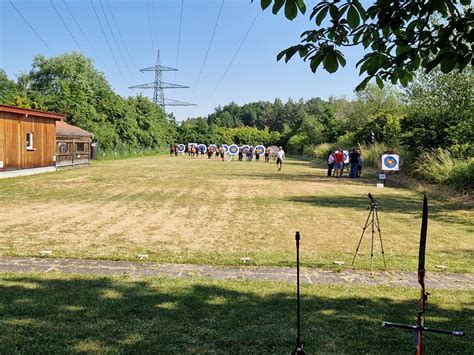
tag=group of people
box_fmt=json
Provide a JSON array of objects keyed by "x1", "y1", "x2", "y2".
[
  {"x1": 327, "y1": 148, "x2": 362, "y2": 178},
  {"x1": 169, "y1": 144, "x2": 286, "y2": 170}
]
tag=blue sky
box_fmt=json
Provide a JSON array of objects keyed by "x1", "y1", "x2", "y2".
[{"x1": 1, "y1": 0, "x2": 366, "y2": 120}]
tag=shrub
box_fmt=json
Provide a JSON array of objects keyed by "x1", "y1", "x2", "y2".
[{"x1": 414, "y1": 148, "x2": 473, "y2": 192}]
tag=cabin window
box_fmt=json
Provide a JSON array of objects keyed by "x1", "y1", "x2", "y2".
[
  {"x1": 76, "y1": 143, "x2": 86, "y2": 152},
  {"x1": 26, "y1": 132, "x2": 34, "y2": 150},
  {"x1": 58, "y1": 142, "x2": 69, "y2": 153}
]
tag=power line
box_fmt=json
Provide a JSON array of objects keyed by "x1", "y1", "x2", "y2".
[
  {"x1": 171, "y1": 0, "x2": 185, "y2": 98},
  {"x1": 146, "y1": 0, "x2": 156, "y2": 53},
  {"x1": 8, "y1": 0, "x2": 53, "y2": 53},
  {"x1": 49, "y1": 0, "x2": 81, "y2": 49},
  {"x1": 192, "y1": 0, "x2": 225, "y2": 95},
  {"x1": 89, "y1": 0, "x2": 125, "y2": 81},
  {"x1": 62, "y1": 0, "x2": 105, "y2": 66},
  {"x1": 105, "y1": 0, "x2": 138, "y2": 69},
  {"x1": 210, "y1": 9, "x2": 260, "y2": 97},
  {"x1": 97, "y1": 0, "x2": 132, "y2": 76}
]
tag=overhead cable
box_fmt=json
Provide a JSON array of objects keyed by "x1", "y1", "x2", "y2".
[
  {"x1": 210, "y1": 9, "x2": 260, "y2": 97},
  {"x1": 192, "y1": 0, "x2": 225, "y2": 95},
  {"x1": 8, "y1": 0, "x2": 53, "y2": 53},
  {"x1": 49, "y1": 0, "x2": 81, "y2": 49},
  {"x1": 89, "y1": 0, "x2": 125, "y2": 81},
  {"x1": 105, "y1": 0, "x2": 138, "y2": 69}
]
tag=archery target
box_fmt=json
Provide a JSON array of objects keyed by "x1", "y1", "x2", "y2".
[
  {"x1": 242, "y1": 145, "x2": 250, "y2": 154},
  {"x1": 343, "y1": 150, "x2": 349, "y2": 164},
  {"x1": 228, "y1": 144, "x2": 239, "y2": 155},
  {"x1": 221, "y1": 144, "x2": 229, "y2": 153},
  {"x1": 382, "y1": 154, "x2": 400, "y2": 171},
  {"x1": 198, "y1": 144, "x2": 207, "y2": 153},
  {"x1": 269, "y1": 146, "x2": 279, "y2": 157},
  {"x1": 177, "y1": 144, "x2": 185, "y2": 153},
  {"x1": 255, "y1": 145, "x2": 265, "y2": 155},
  {"x1": 208, "y1": 144, "x2": 217, "y2": 152}
]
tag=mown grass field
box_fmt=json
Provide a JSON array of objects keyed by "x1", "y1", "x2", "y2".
[
  {"x1": 0, "y1": 154, "x2": 472, "y2": 272},
  {"x1": 0, "y1": 273, "x2": 472, "y2": 353}
]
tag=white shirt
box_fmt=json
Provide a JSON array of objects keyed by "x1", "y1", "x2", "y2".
[{"x1": 276, "y1": 150, "x2": 285, "y2": 160}]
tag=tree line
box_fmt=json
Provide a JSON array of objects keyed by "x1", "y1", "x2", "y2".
[{"x1": 0, "y1": 52, "x2": 472, "y2": 190}]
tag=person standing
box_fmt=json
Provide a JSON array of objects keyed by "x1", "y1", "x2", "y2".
[
  {"x1": 349, "y1": 148, "x2": 360, "y2": 178},
  {"x1": 238, "y1": 147, "x2": 243, "y2": 161},
  {"x1": 327, "y1": 151, "x2": 335, "y2": 176},
  {"x1": 219, "y1": 146, "x2": 225, "y2": 161},
  {"x1": 334, "y1": 149, "x2": 344, "y2": 177},
  {"x1": 264, "y1": 147, "x2": 270, "y2": 162},
  {"x1": 276, "y1": 146, "x2": 285, "y2": 171}
]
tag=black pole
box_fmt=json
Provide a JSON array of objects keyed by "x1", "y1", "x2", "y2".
[{"x1": 292, "y1": 231, "x2": 306, "y2": 354}]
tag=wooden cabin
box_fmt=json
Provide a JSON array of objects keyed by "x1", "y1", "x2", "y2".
[
  {"x1": 56, "y1": 121, "x2": 93, "y2": 168},
  {"x1": 0, "y1": 105, "x2": 65, "y2": 174}
]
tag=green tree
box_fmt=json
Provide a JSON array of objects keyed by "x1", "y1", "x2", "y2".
[
  {"x1": 257, "y1": 0, "x2": 472, "y2": 90},
  {"x1": 402, "y1": 69, "x2": 473, "y2": 156}
]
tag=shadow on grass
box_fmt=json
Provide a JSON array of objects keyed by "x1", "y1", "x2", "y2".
[
  {"x1": 0, "y1": 275, "x2": 471, "y2": 353},
  {"x1": 285, "y1": 194, "x2": 472, "y2": 226}
]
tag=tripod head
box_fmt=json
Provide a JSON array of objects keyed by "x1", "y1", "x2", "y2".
[{"x1": 368, "y1": 193, "x2": 378, "y2": 209}]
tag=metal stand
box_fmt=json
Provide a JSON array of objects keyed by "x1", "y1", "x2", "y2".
[
  {"x1": 352, "y1": 194, "x2": 386, "y2": 272},
  {"x1": 291, "y1": 231, "x2": 306, "y2": 355}
]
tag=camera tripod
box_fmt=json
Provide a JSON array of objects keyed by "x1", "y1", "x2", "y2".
[{"x1": 352, "y1": 194, "x2": 386, "y2": 272}]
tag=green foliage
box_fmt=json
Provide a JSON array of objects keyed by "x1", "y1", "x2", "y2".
[
  {"x1": 8, "y1": 52, "x2": 175, "y2": 150},
  {"x1": 98, "y1": 144, "x2": 163, "y2": 161},
  {"x1": 402, "y1": 69, "x2": 473, "y2": 156},
  {"x1": 414, "y1": 149, "x2": 474, "y2": 192},
  {"x1": 259, "y1": 0, "x2": 472, "y2": 89}
]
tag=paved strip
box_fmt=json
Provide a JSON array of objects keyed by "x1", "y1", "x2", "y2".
[{"x1": 0, "y1": 257, "x2": 472, "y2": 290}]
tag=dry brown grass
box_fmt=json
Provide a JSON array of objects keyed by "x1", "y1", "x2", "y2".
[{"x1": 0, "y1": 155, "x2": 472, "y2": 272}]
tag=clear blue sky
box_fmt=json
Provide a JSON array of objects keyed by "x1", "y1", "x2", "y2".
[{"x1": 1, "y1": 0, "x2": 365, "y2": 120}]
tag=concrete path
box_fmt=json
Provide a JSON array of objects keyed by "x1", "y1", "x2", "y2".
[{"x1": 0, "y1": 257, "x2": 472, "y2": 290}]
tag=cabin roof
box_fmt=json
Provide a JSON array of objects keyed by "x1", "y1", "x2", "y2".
[
  {"x1": 56, "y1": 121, "x2": 94, "y2": 138},
  {"x1": 0, "y1": 104, "x2": 66, "y2": 120}
]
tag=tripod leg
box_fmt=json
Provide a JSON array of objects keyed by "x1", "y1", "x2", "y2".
[
  {"x1": 370, "y1": 208, "x2": 375, "y2": 273},
  {"x1": 375, "y1": 209, "x2": 386, "y2": 269},
  {"x1": 352, "y1": 209, "x2": 372, "y2": 266}
]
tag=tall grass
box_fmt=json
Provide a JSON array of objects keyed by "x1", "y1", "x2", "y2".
[
  {"x1": 414, "y1": 148, "x2": 473, "y2": 192},
  {"x1": 98, "y1": 144, "x2": 164, "y2": 160}
]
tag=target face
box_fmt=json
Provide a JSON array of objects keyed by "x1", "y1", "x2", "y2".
[
  {"x1": 382, "y1": 154, "x2": 400, "y2": 171},
  {"x1": 198, "y1": 144, "x2": 207, "y2": 153},
  {"x1": 343, "y1": 150, "x2": 349, "y2": 164},
  {"x1": 255, "y1": 145, "x2": 265, "y2": 155},
  {"x1": 269, "y1": 146, "x2": 279, "y2": 157},
  {"x1": 208, "y1": 144, "x2": 217, "y2": 151},
  {"x1": 242, "y1": 145, "x2": 249, "y2": 154},
  {"x1": 177, "y1": 144, "x2": 185, "y2": 153},
  {"x1": 221, "y1": 144, "x2": 229, "y2": 153},
  {"x1": 228, "y1": 144, "x2": 239, "y2": 155}
]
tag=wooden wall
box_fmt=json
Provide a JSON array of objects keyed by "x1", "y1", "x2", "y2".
[{"x1": 0, "y1": 112, "x2": 57, "y2": 172}]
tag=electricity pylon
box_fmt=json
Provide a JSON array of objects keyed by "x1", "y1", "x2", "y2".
[{"x1": 129, "y1": 50, "x2": 195, "y2": 110}]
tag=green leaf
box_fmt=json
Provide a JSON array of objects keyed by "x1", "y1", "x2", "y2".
[
  {"x1": 310, "y1": 53, "x2": 325, "y2": 73},
  {"x1": 315, "y1": 6, "x2": 329, "y2": 26},
  {"x1": 335, "y1": 51, "x2": 346, "y2": 67},
  {"x1": 285, "y1": 0, "x2": 298, "y2": 20},
  {"x1": 323, "y1": 51, "x2": 338, "y2": 73},
  {"x1": 355, "y1": 76, "x2": 371, "y2": 91},
  {"x1": 440, "y1": 55, "x2": 457, "y2": 73},
  {"x1": 296, "y1": 0, "x2": 306, "y2": 14},
  {"x1": 347, "y1": 5, "x2": 360, "y2": 29},
  {"x1": 460, "y1": 0, "x2": 470, "y2": 4},
  {"x1": 272, "y1": 0, "x2": 285, "y2": 15},
  {"x1": 329, "y1": 4, "x2": 338, "y2": 20},
  {"x1": 261, "y1": 0, "x2": 272, "y2": 10},
  {"x1": 376, "y1": 76, "x2": 384, "y2": 89},
  {"x1": 352, "y1": 1, "x2": 367, "y2": 21}
]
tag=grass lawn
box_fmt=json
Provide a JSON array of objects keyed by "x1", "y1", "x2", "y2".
[
  {"x1": 0, "y1": 155, "x2": 472, "y2": 272},
  {"x1": 0, "y1": 273, "x2": 472, "y2": 353}
]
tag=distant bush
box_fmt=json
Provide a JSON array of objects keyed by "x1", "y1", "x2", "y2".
[
  {"x1": 414, "y1": 149, "x2": 473, "y2": 192},
  {"x1": 98, "y1": 144, "x2": 164, "y2": 161}
]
